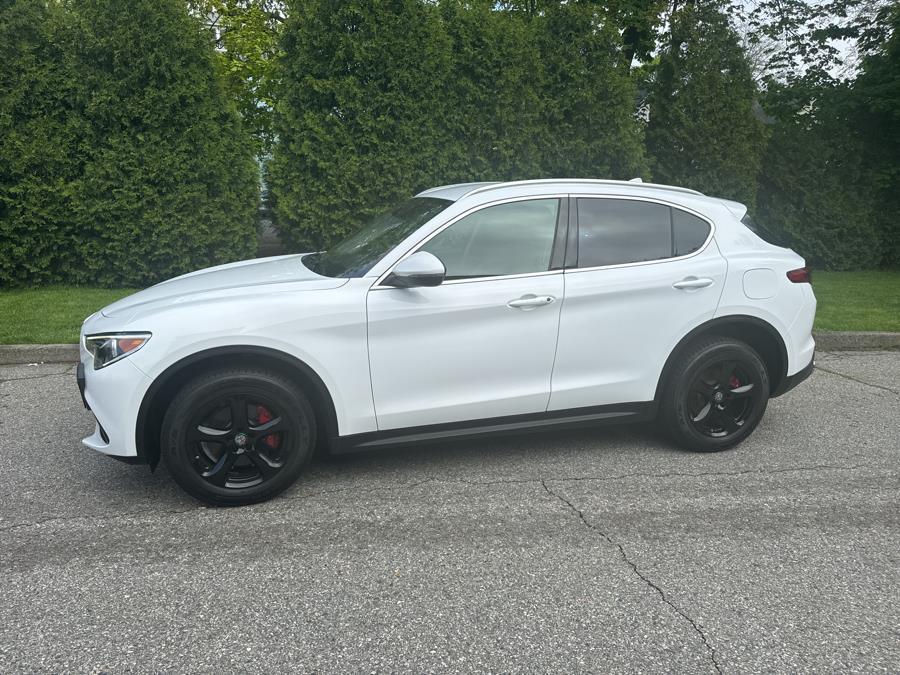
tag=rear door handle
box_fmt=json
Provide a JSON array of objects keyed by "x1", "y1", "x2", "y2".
[
  {"x1": 507, "y1": 294, "x2": 556, "y2": 309},
  {"x1": 672, "y1": 277, "x2": 714, "y2": 290}
]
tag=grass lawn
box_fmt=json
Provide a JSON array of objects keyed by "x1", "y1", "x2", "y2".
[
  {"x1": 0, "y1": 287, "x2": 138, "y2": 344},
  {"x1": 0, "y1": 271, "x2": 898, "y2": 343},
  {"x1": 812, "y1": 271, "x2": 900, "y2": 332}
]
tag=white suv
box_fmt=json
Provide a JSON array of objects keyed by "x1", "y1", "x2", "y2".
[{"x1": 78, "y1": 179, "x2": 816, "y2": 505}]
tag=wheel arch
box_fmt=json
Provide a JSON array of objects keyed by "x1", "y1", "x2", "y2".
[
  {"x1": 654, "y1": 315, "x2": 788, "y2": 402},
  {"x1": 136, "y1": 346, "x2": 339, "y2": 469}
]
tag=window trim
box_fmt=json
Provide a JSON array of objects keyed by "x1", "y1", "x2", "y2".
[
  {"x1": 567, "y1": 194, "x2": 716, "y2": 274},
  {"x1": 372, "y1": 194, "x2": 567, "y2": 289}
]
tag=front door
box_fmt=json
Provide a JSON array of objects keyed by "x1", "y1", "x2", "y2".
[{"x1": 367, "y1": 197, "x2": 566, "y2": 430}]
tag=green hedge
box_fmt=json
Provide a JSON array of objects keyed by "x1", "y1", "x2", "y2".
[
  {"x1": 645, "y1": 4, "x2": 768, "y2": 210},
  {"x1": 0, "y1": 0, "x2": 259, "y2": 287},
  {"x1": 269, "y1": 0, "x2": 646, "y2": 252},
  {"x1": 757, "y1": 98, "x2": 881, "y2": 271},
  {"x1": 2, "y1": 0, "x2": 896, "y2": 278}
]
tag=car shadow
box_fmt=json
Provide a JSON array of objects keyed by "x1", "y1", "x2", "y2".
[
  {"x1": 80, "y1": 421, "x2": 674, "y2": 510},
  {"x1": 308, "y1": 421, "x2": 672, "y2": 476}
]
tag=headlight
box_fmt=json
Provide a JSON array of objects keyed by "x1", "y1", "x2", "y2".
[{"x1": 84, "y1": 333, "x2": 151, "y2": 369}]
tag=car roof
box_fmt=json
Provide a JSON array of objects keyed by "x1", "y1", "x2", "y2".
[{"x1": 415, "y1": 178, "x2": 705, "y2": 203}]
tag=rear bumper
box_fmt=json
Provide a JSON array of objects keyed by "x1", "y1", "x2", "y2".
[{"x1": 772, "y1": 353, "x2": 815, "y2": 398}]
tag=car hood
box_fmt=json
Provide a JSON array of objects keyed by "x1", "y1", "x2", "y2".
[{"x1": 100, "y1": 254, "x2": 346, "y2": 320}]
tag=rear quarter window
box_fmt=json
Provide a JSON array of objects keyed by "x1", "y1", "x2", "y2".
[
  {"x1": 673, "y1": 209, "x2": 711, "y2": 256},
  {"x1": 741, "y1": 213, "x2": 785, "y2": 247}
]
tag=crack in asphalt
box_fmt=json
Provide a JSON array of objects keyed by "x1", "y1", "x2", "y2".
[
  {"x1": 540, "y1": 479, "x2": 723, "y2": 675},
  {"x1": 814, "y1": 365, "x2": 899, "y2": 395}
]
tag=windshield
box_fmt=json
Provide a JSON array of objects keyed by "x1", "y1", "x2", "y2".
[{"x1": 303, "y1": 197, "x2": 453, "y2": 278}]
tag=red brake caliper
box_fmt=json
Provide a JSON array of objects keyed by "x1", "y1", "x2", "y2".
[
  {"x1": 256, "y1": 405, "x2": 280, "y2": 448},
  {"x1": 728, "y1": 375, "x2": 741, "y2": 390}
]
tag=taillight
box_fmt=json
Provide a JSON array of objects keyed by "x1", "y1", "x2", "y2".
[{"x1": 786, "y1": 267, "x2": 811, "y2": 283}]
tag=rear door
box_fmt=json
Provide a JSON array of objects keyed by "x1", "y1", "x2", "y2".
[
  {"x1": 367, "y1": 197, "x2": 567, "y2": 430},
  {"x1": 549, "y1": 196, "x2": 726, "y2": 410}
]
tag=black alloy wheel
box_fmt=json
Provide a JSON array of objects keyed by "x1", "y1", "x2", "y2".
[
  {"x1": 661, "y1": 336, "x2": 770, "y2": 452},
  {"x1": 187, "y1": 394, "x2": 291, "y2": 489},
  {"x1": 162, "y1": 367, "x2": 315, "y2": 505},
  {"x1": 686, "y1": 360, "x2": 761, "y2": 439}
]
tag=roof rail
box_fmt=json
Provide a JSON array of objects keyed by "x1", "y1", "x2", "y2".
[
  {"x1": 416, "y1": 181, "x2": 495, "y2": 197},
  {"x1": 463, "y1": 178, "x2": 704, "y2": 198}
]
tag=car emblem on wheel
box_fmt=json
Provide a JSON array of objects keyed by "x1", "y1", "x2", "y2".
[{"x1": 234, "y1": 432, "x2": 249, "y2": 449}]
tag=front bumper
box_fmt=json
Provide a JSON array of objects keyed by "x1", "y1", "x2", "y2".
[
  {"x1": 76, "y1": 362, "x2": 89, "y2": 409},
  {"x1": 77, "y1": 344, "x2": 151, "y2": 458}
]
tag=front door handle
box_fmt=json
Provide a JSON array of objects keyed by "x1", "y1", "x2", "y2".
[
  {"x1": 672, "y1": 277, "x2": 714, "y2": 290},
  {"x1": 507, "y1": 294, "x2": 556, "y2": 309}
]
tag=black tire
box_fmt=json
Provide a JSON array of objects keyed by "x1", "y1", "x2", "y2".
[
  {"x1": 660, "y1": 336, "x2": 769, "y2": 452},
  {"x1": 161, "y1": 367, "x2": 316, "y2": 506}
]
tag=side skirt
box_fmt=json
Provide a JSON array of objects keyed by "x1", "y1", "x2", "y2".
[{"x1": 332, "y1": 402, "x2": 657, "y2": 454}]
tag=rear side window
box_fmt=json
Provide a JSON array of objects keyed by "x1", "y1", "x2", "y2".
[
  {"x1": 576, "y1": 198, "x2": 711, "y2": 268},
  {"x1": 577, "y1": 199, "x2": 671, "y2": 267}
]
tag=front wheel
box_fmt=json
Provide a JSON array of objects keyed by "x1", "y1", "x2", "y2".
[
  {"x1": 161, "y1": 367, "x2": 316, "y2": 506},
  {"x1": 660, "y1": 337, "x2": 770, "y2": 452}
]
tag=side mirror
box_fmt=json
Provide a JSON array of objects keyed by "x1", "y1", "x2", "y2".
[{"x1": 385, "y1": 251, "x2": 446, "y2": 288}]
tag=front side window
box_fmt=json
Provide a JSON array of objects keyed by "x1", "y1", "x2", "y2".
[
  {"x1": 576, "y1": 198, "x2": 711, "y2": 268},
  {"x1": 421, "y1": 199, "x2": 559, "y2": 280}
]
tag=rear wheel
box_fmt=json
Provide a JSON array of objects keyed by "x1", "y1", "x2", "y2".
[
  {"x1": 161, "y1": 367, "x2": 315, "y2": 505},
  {"x1": 660, "y1": 337, "x2": 769, "y2": 452}
]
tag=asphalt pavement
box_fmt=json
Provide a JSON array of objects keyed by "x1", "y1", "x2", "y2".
[{"x1": 0, "y1": 352, "x2": 898, "y2": 673}]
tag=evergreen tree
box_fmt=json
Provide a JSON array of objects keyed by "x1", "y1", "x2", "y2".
[
  {"x1": 0, "y1": 0, "x2": 259, "y2": 287},
  {"x1": 853, "y1": 3, "x2": 900, "y2": 267},
  {"x1": 645, "y1": 3, "x2": 768, "y2": 206},
  {"x1": 68, "y1": 0, "x2": 260, "y2": 285},
  {"x1": 0, "y1": 0, "x2": 83, "y2": 283},
  {"x1": 269, "y1": 0, "x2": 647, "y2": 251},
  {"x1": 534, "y1": 2, "x2": 647, "y2": 180},
  {"x1": 437, "y1": 0, "x2": 546, "y2": 181},
  {"x1": 757, "y1": 84, "x2": 880, "y2": 270},
  {"x1": 269, "y1": 0, "x2": 454, "y2": 251},
  {"x1": 744, "y1": 1, "x2": 897, "y2": 269}
]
